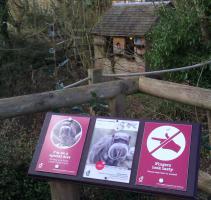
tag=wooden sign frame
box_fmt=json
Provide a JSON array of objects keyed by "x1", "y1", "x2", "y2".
[{"x1": 28, "y1": 112, "x2": 201, "y2": 199}]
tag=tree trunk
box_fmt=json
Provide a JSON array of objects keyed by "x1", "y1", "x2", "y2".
[
  {"x1": 0, "y1": 0, "x2": 9, "y2": 44},
  {"x1": 200, "y1": 17, "x2": 211, "y2": 42}
]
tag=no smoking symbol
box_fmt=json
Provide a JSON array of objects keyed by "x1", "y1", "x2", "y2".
[{"x1": 147, "y1": 126, "x2": 186, "y2": 161}]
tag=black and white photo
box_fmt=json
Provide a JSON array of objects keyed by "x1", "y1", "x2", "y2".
[{"x1": 83, "y1": 118, "x2": 139, "y2": 183}]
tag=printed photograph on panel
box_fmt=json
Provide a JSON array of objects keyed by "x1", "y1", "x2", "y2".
[
  {"x1": 83, "y1": 118, "x2": 140, "y2": 183},
  {"x1": 50, "y1": 118, "x2": 82, "y2": 149}
]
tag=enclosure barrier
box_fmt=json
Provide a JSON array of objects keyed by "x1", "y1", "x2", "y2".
[{"x1": 0, "y1": 71, "x2": 211, "y2": 200}]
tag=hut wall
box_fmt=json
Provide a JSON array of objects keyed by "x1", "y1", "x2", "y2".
[
  {"x1": 93, "y1": 36, "x2": 108, "y2": 69},
  {"x1": 93, "y1": 35, "x2": 146, "y2": 74}
]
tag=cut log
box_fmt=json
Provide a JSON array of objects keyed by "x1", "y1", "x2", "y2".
[
  {"x1": 139, "y1": 77, "x2": 211, "y2": 110},
  {"x1": 0, "y1": 78, "x2": 139, "y2": 119}
]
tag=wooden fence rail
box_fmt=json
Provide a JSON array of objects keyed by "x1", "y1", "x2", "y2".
[
  {"x1": 0, "y1": 78, "x2": 139, "y2": 119},
  {"x1": 139, "y1": 77, "x2": 211, "y2": 110},
  {"x1": 0, "y1": 77, "x2": 211, "y2": 119}
]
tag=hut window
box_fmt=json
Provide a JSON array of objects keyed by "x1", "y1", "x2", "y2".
[
  {"x1": 113, "y1": 37, "x2": 125, "y2": 55},
  {"x1": 134, "y1": 37, "x2": 146, "y2": 46},
  {"x1": 134, "y1": 37, "x2": 146, "y2": 56}
]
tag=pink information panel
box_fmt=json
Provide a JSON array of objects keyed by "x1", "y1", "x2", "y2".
[
  {"x1": 35, "y1": 114, "x2": 90, "y2": 175},
  {"x1": 136, "y1": 122, "x2": 192, "y2": 191}
]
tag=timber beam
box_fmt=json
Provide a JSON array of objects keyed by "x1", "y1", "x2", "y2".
[
  {"x1": 0, "y1": 78, "x2": 139, "y2": 119},
  {"x1": 139, "y1": 77, "x2": 211, "y2": 110}
]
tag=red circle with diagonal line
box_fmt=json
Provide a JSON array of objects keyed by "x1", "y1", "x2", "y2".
[{"x1": 147, "y1": 125, "x2": 186, "y2": 161}]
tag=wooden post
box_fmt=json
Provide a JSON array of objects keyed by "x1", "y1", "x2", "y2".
[
  {"x1": 49, "y1": 181, "x2": 80, "y2": 200},
  {"x1": 88, "y1": 68, "x2": 124, "y2": 117},
  {"x1": 109, "y1": 94, "x2": 126, "y2": 117},
  {"x1": 88, "y1": 68, "x2": 103, "y2": 84},
  {"x1": 88, "y1": 68, "x2": 115, "y2": 84},
  {"x1": 87, "y1": 68, "x2": 126, "y2": 117},
  {"x1": 88, "y1": 68, "x2": 103, "y2": 115}
]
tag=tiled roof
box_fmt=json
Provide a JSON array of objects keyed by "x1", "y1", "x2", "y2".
[{"x1": 92, "y1": 3, "x2": 162, "y2": 37}]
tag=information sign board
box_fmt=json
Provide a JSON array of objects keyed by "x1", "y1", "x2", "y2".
[{"x1": 28, "y1": 113, "x2": 201, "y2": 199}]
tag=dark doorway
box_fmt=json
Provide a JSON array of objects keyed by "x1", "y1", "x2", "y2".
[{"x1": 125, "y1": 37, "x2": 134, "y2": 56}]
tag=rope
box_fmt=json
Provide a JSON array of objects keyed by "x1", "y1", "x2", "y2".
[
  {"x1": 64, "y1": 77, "x2": 90, "y2": 89},
  {"x1": 102, "y1": 60, "x2": 211, "y2": 77}
]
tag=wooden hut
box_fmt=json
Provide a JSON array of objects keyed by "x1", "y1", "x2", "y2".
[{"x1": 91, "y1": 2, "x2": 170, "y2": 74}]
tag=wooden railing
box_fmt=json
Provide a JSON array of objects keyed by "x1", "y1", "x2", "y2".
[{"x1": 0, "y1": 70, "x2": 211, "y2": 200}]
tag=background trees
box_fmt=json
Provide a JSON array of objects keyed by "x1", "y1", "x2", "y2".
[{"x1": 146, "y1": 0, "x2": 211, "y2": 87}]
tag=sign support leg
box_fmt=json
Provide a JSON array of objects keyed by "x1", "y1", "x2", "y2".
[{"x1": 49, "y1": 181, "x2": 80, "y2": 200}]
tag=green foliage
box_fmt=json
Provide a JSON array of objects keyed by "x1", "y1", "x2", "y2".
[
  {"x1": 0, "y1": 36, "x2": 51, "y2": 97},
  {"x1": 145, "y1": 2, "x2": 211, "y2": 87},
  {"x1": 82, "y1": 185, "x2": 154, "y2": 200},
  {"x1": 0, "y1": 115, "x2": 51, "y2": 200},
  {"x1": 146, "y1": 6, "x2": 201, "y2": 67},
  {"x1": 0, "y1": 0, "x2": 113, "y2": 98},
  {"x1": 0, "y1": 164, "x2": 50, "y2": 200},
  {"x1": 89, "y1": 92, "x2": 109, "y2": 116}
]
